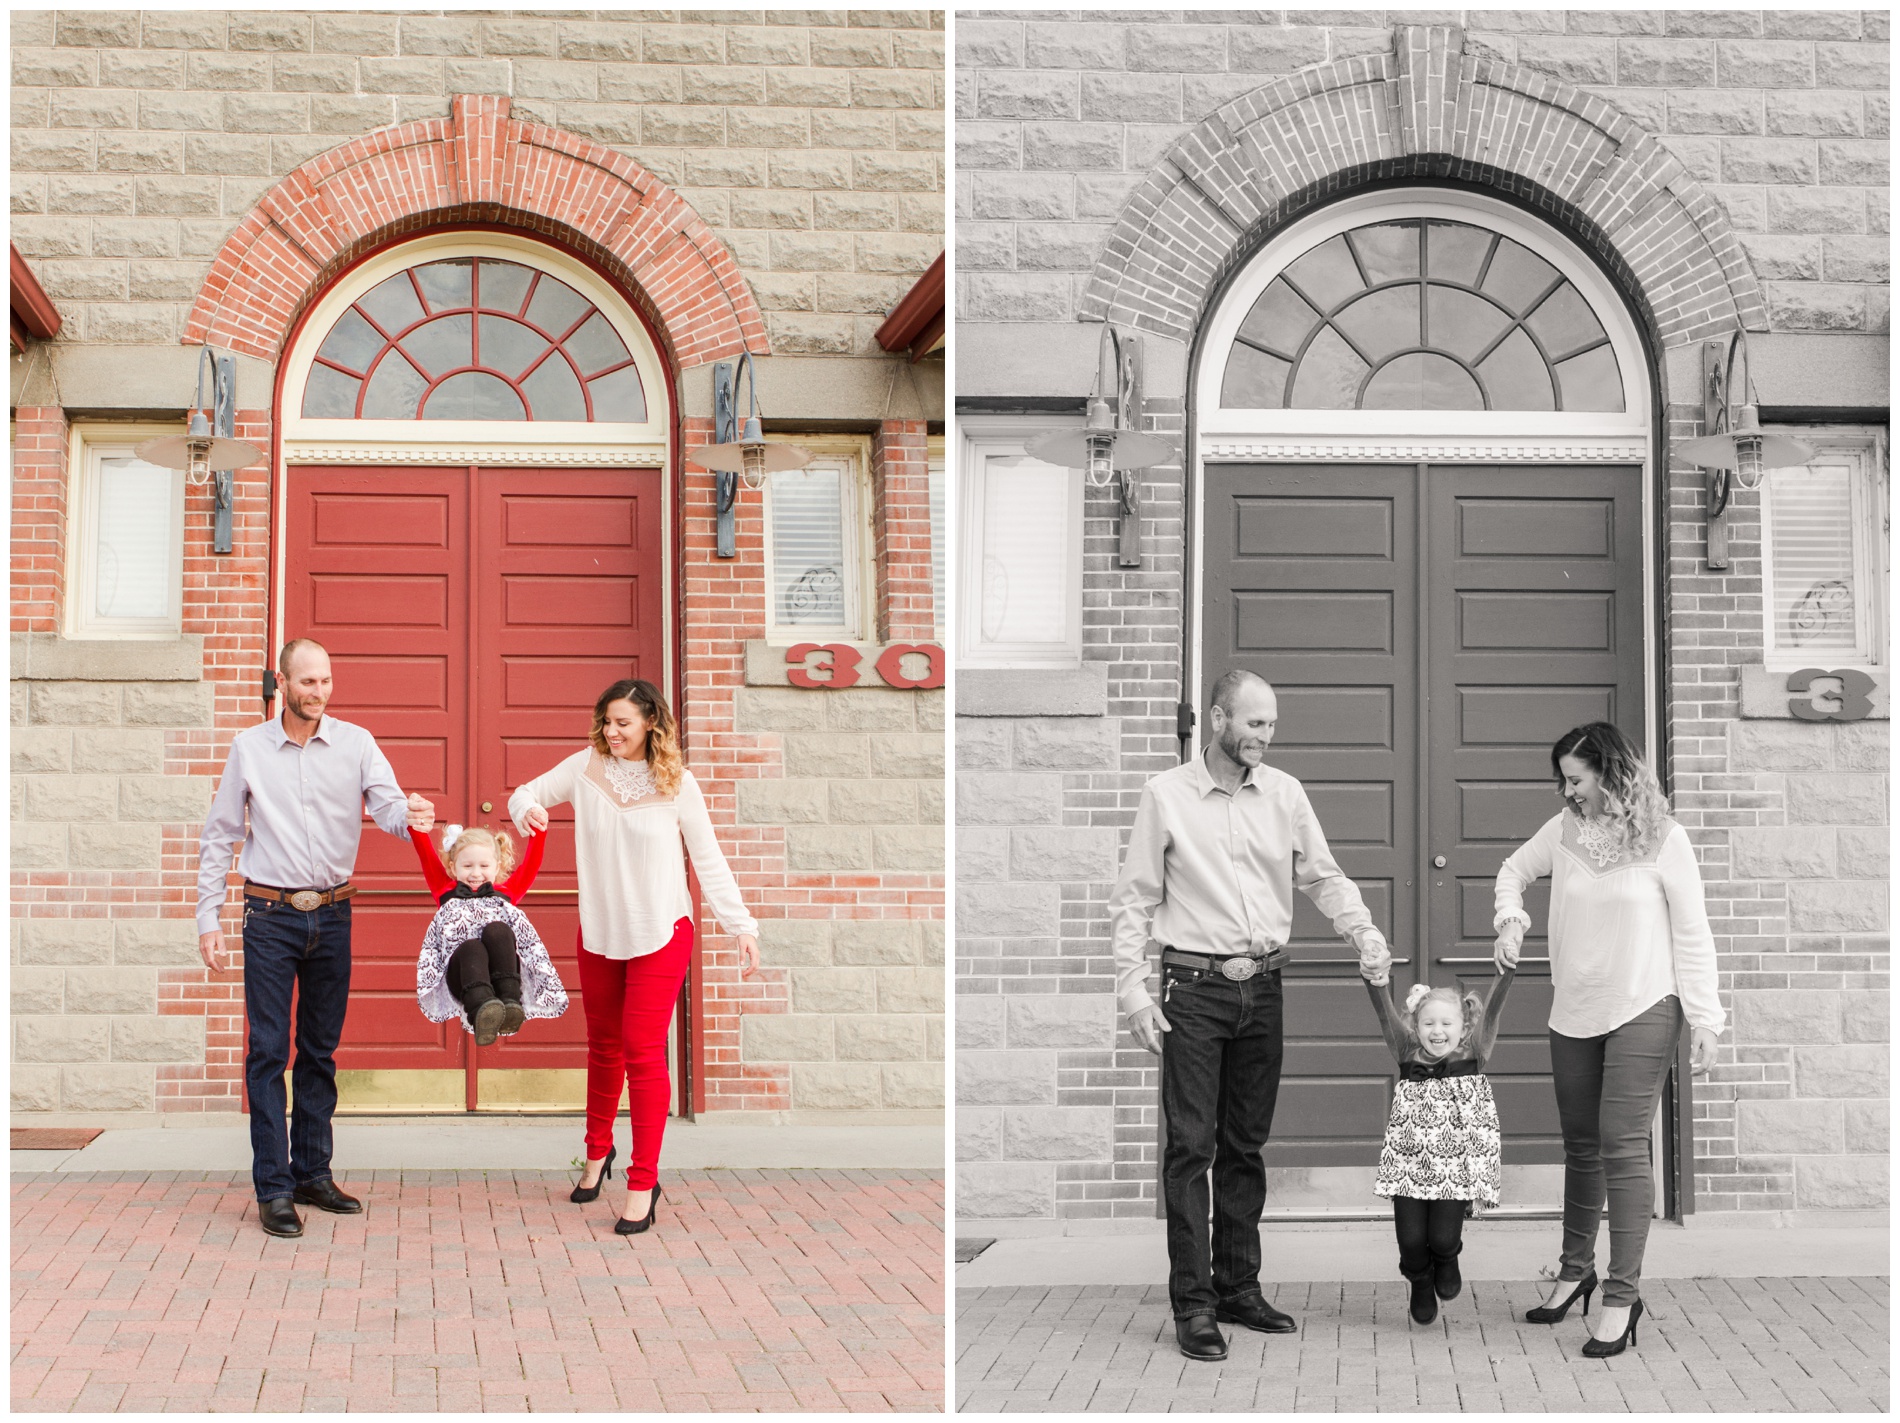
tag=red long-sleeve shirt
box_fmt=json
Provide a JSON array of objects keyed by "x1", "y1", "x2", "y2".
[{"x1": 411, "y1": 826, "x2": 545, "y2": 906}]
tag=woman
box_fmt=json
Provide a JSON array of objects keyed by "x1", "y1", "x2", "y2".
[
  {"x1": 509, "y1": 678, "x2": 759, "y2": 1234},
  {"x1": 1492, "y1": 722, "x2": 1722, "y2": 1357}
]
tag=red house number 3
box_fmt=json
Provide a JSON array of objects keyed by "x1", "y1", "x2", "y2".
[{"x1": 786, "y1": 643, "x2": 944, "y2": 690}]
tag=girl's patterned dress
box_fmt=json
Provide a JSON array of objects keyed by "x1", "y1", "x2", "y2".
[
  {"x1": 1367, "y1": 968, "x2": 1515, "y2": 1208},
  {"x1": 411, "y1": 829, "x2": 569, "y2": 1030}
]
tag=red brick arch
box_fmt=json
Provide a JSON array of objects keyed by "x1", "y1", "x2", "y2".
[
  {"x1": 185, "y1": 94, "x2": 766, "y2": 369},
  {"x1": 1081, "y1": 25, "x2": 1768, "y2": 352}
]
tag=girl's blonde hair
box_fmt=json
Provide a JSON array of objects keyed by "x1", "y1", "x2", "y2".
[
  {"x1": 589, "y1": 677, "x2": 683, "y2": 796},
  {"x1": 1402, "y1": 983, "x2": 1484, "y2": 1056},
  {"x1": 443, "y1": 824, "x2": 517, "y2": 879},
  {"x1": 1552, "y1": 721, "x2": 1672, "y2": 858}
]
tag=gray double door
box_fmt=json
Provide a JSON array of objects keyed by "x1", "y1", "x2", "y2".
[{"x1": 1202, "y1": 461, "x2": 1647, "y2": 1169}]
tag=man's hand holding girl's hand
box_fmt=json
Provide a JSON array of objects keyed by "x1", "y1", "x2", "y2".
[
  {"x1": 1358, "y1": 935, "x2": 1393, "y2": 985},
  {"x1": 406, "y1": 792, "x2": 435, "y2": 833}
]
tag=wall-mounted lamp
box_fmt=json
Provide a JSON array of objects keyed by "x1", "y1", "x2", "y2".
[
  {"x1": 134, "y1": 346, "x2": 262, "y2": 556},
  {"x1": 686, "y1": 351, "x2": 813, "y2": 559},
  {"x1": 1025, "y1": 325, "x2": 1174, "y2": 568},
  {"x1": 1676, "y1": 331, "x2": 1813, "y2": 571}
]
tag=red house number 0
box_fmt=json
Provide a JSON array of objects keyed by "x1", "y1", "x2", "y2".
[{"x1": 786, "y1": 643, "x2": 945, "y2": 690}]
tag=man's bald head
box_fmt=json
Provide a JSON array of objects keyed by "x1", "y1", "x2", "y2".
[{"x1": 1210, "y1": 668, "x2": 1271, "y2": 717}]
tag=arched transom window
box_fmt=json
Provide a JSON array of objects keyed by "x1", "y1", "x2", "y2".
[
  {"x1": 1220, "y1": 219, "x2": 1626, "y2": 414},
  {"x1": 301, "y1": 257, "x2": 647, "y2": 422}
]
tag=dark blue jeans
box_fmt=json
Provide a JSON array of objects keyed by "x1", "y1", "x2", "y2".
[
  {"x1": 242, "y1": 895, "x2": 353, "y2": 1204},
  {"x1": 1159, "y1": 963, "x2": 1284, "y2": 1319}
]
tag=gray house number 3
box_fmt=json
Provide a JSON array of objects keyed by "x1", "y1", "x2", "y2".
[{"x1": 1785, "y1": 668, "x2": 1878, "y2": 722}]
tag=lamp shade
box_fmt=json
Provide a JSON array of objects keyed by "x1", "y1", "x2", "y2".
[
  {"x1": 134, "y1": 432, "x2": 262, "y2": 472},
  {"x1": 1024, "y1": 426, "x2": 1174, "y2": 471},
  {"x1": 686, "y1": 412, "x2": 814, "y2": 475},
  {"x1": 1676, "y1": 406, "x2": 1813, "y2": 473}
]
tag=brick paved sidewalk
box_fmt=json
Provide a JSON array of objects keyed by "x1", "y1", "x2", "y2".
[
  {"x1": 12, "y1": 1169, "x2": 943, "y2": 1413},
  {"x1": 957, "y1": 1279, "x2": 1888, "y2": 1413}
]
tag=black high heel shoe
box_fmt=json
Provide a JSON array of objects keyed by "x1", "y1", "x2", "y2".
[
  {"x1": 1580, "y1": 1297, "x2": 1642, "y2": 1358},
  {"x1": 1525, "y1": 1270, "x2": 1596, "y2": 1323},
  {"x1": 615, "y1": 1183, "x2": 662, "y2": 1236},
  {"x1": 570, "y1": 1145, "x2": 616, "y2": 1204}
]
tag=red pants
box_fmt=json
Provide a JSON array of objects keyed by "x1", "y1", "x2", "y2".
[{"x1": 576, "y1": 917, "x2": 692, "y2": 1190}]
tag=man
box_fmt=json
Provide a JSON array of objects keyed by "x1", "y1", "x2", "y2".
[
  {"x1": 1108, "y1": 669, "x2": 1387, "y2": 1360},
  {"x1": 198, "y1": 639, "x2": 434, "y2": 1238}
]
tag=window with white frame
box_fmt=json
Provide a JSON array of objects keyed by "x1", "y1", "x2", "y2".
[
  {"x1": 1760, "y1": 430, "x2": 1888, "y2": 668},
  {"x1": 959, "y1": 416, "x2": 1084, "y2": 668},
  {"x1": 762, "y1": 440, "x2": 871, "y2": 642},
  {"x1": 927, "y1": 439, "x2": 946, "y2": 637},
  {"x1": 65, "y1": 427, "x2": 186, "y2": 638}
]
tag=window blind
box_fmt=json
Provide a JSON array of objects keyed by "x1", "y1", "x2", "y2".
[
  {"x1": 1767, "y1": 461, "x2": 1857, "y2": 653},
  {"x1": 770, "y1": 463, "x2": 848, "y2": 629},
  {"x1": 979, "y1": 455, "x2": 1069, "y2": 646},
  {"x1": 93, "y1": 456, "x2": 179, "y2": 622},
  {"x1": 928, "y1": 457, "x2": 945, "y2": 633}
]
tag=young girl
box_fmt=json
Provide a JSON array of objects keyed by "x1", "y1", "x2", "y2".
[
  {"x1": 411, "y1": 822, "x2": 569, "y2": 1045},
  {"x1": 1360, "y1": 955, "x2": 1516, "y2": 1324}
]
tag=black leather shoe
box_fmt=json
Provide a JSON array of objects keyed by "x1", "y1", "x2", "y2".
[
  {"x1": 1175, "y1": 1313, "x2": 1227, "y2": 1361},
  {"x1": 497, "y1": 998, "x2": 526, "y2": 1036},
  {"x1": 1215, "y1": 1294, "x2": 1298, "y2": 1334},
  {"x1": 1408, "y1": 1274, "x2": 1438, "y2": 1325},
  {"x1": 293, "y1": 1179, "x2": 363, "y2": 1214},
  {"x1": 1434, "y1": 1254, "x2": 1462, "y2": 1300},
  {"x1": 471, "y1": 996, "x2": 507, "y2": 1046},
  {"x1": 259, "y1": 1198, "x2": 303, "y2": 1237}
]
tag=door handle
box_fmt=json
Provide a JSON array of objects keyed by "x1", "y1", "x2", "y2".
[
  {"x1": 481, "y1": 801, "x2": 493, "y2": 813},
  {"x1": 1433, "y1": 855, "x2": 1447, "y2": 868}
]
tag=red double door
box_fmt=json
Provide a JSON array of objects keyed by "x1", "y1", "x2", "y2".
[{"x1": 284, "y1": 464, "x2": 665, "y2": 1110}]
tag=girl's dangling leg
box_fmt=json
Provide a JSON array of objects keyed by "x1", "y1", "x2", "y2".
[
  {"x1": 1428, "y1": 1199, "x2": 1465, "y2": 1300},
  {"x1": 1392, "y1": 1196, "x2": 1438, "y2": 1325}
]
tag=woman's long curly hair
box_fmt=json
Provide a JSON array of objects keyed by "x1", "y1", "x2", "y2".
[
  {"x1": 1402, "y1": 983, "x2": 1484, "y2": 1057},
  {"x1": 1551, "y1": 721, "x2": 1671, "y2": 858},
  {"x1": 590, "y1": 678, "x2": 683, "y2": 797}
]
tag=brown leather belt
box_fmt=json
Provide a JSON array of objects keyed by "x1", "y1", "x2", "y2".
[
  {"x1": 1163, "y1": 946, "x2": 1290, "y2": 980},
  {"x1": 243, "y1": 882, "x2": 356, "y2": 911}
]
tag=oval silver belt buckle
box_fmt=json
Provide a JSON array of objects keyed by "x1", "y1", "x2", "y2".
[
  {"x1": 1221, "y1": 956, "x2": 1257, "y2": 981},
  {"x1": 289, "y1": 890, "x2": 323, "y2": 912}
]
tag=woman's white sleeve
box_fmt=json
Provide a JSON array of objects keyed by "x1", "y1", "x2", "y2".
[
  {"x1": 508, "y1": 749, "x2": 582, "y2": 835},
  {"x1": 1494, "y1": 815, "x2": 1558, "y2": 930},
  {"x1": 1660, "y1": 827, "x2": 1726, "y2": 1034},
  {"x1": 677, "y1": 773, "x2": 759, "y2": 938}
]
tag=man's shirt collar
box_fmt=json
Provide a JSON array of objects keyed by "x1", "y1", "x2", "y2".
[
  {"x1": 267, "y1": 713, "x2": 333, "y2": 748},
  {"x1": 1191, "y1": 751, "x2": 1264, "y2": 798}
]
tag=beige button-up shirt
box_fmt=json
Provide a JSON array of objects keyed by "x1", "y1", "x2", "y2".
[{"x1": 1107, "y1": 755, "x2": 1386, "y2": 1015}]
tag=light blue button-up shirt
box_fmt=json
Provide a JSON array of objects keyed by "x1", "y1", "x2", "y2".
[{"x1": 195, "y1": 714, "x2": 412, "y2": 935}]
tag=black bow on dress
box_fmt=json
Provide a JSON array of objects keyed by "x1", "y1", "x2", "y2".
[
  {"x1": 439, "y1": 882, "x2": 499, "y2": 906},
  {"x1": 1401, "y1": 1057, "x2": 1479, "y2": 1081}
]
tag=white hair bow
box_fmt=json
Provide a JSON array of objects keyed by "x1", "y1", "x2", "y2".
[
  {"x1": 1403, "y1": 983, "x2": 1432, "y2": 1014},
  {"x1": 441, "y1": 824, "x2": 464, "y2": 848}
]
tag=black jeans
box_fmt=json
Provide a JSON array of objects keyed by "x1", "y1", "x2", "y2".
[
  {"x1": 1159, "y1": 963, "x2": 1284, "y2": 1319},
  {"x1": 1549, "y1": 995, "x2": 1683, "y2": 1308},
  {"x1": 444, "y1": 922, "x2": 521, "y2": 1009},
  {"x1": 242, "y1": 895, "x2": 352, "y2": 1204},
  {"x1": 1393, "y1": 1196, "x2": 1464, "y2": 1280}
]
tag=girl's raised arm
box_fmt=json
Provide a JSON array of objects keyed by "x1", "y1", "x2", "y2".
[
  {"x1": 410, "y1": 824, "x2": 456, "y2": 898},
  {"x1": 1363, "y1": 974, "x2": 1410, "y2": 1062},
  {"x1": 497, "y1": 828, "x2": 546, "y2": 902},
  {"x1": 1472, "y1": 965, "x2": 1518, "y2": 1063}
]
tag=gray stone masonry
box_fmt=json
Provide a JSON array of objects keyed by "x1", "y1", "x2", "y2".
[
  {"x1": 12, "y1": 10, "x2": 945, "y2": 360},
  {"x1": 735, "y1": 684, "x2": 944, "y2": 1112},
  {"x1": 10, "y1": 637, "x2": 212, "y2": 1114},
  {"x1": 955, "y1": 9, "x2": 1889, "y2": 337}
]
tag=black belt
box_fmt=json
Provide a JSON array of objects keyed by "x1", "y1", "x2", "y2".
[
  {"x1": 244, "y1": 882, "x2": 355, "y2": 911},
  {"x1": 1162, "y1": 946, "x2": 1290, "y2": 981},
  {"x1": 1401, "y1": 1058, "x2": 1480, "y2": 1081}
]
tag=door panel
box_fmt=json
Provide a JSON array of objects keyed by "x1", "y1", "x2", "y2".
[
  {"x1": 1202, "y1": 461, "x2": 1645, "y2": 1172},
  {"x1": 284, "y1": 464, "x2": 664, "y2": 1109}
]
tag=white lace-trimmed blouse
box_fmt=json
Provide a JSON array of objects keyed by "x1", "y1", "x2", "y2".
[
  {"x1": 1494, "y1": 812, "x2": 1726, "y2": 1038},
  {"x1": 508, "y1": 750, "x2": 757, "y2": 960}
]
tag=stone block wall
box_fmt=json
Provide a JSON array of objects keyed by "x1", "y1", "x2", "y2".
[
  {"x1": 12, "y1": 9, "x2": 945, "y2": 358},
  {"x1": 956, "y1": 9, "x2": 1888, "y2": 336}
]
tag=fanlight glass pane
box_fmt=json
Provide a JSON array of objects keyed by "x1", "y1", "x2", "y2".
[
  {"x1": 770, "y1": 466, "x2": 848, "y2": 627},
  {"x1": 316, "y1": 308, "x2": 384, "y2": 374},
  {"x1": 423, "y1": 370, "x2": 526, "y2": 421},
  {"x1": 586, "y1": 365, "x2": 647, "y2": 423},
  {"x1": 522, "y1": 356, "x2": 587, "y2": 421},
  {"x1": 1362, "y1": 352, "x2": 1483, "y2": 410},
  {"x1": 1224, "y1": 217, "x2": 1627, "y2": 413},
  {"x1": 93, "y1": 456, "x2": 178, "y2": 621},
  {"x1": 525, "y1": 276, "x2": 591, "y2": 337},
  {"x1": 361, "y1": 352, "x2": 428, "y2": 418},
  {"x1": 980, "y1": 456, "x2": 1069, "y2": 645},
  {"x1": 403, "y1": 313, "x2": 473, "y2": 378},
  {"x1": 1769, "y1": 463, "x2": 1857, "y2": 651},
  {"x1": 357, "y1": 272, "x2": 426, "y2": 334},
  {"x1": 478, "y1": 259, "x2": 535, "y2": 315},
  {"x1": 413, "y1": 259, "x2": 472, "y2": 312},
  {"x1": 478, "y1": 315, "x2": 549, "y2": 380},
  {"x1": 302, "y1": 363, "x2": 361, "y2": 418},
  {"x1": 564, "y1": 312, "x2": 631, "y2": 376}
]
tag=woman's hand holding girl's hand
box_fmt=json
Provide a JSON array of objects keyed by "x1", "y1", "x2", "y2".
[
  {"x1": 1689, "y1": 1027, "x2": 1718, "y2": 1074},
  {"x1": 736, "y1": 934, "x2": 760, "y2": 978},
  {"x1": 1494, "y1": 925, "x2": 1524, "y2": 972},
  {"x1": 523, "y1": 804, "x2": 550, "y2": 833},
  {"x1": 1358, "y1": 936, "x2": 1392, "y2": 985}
]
